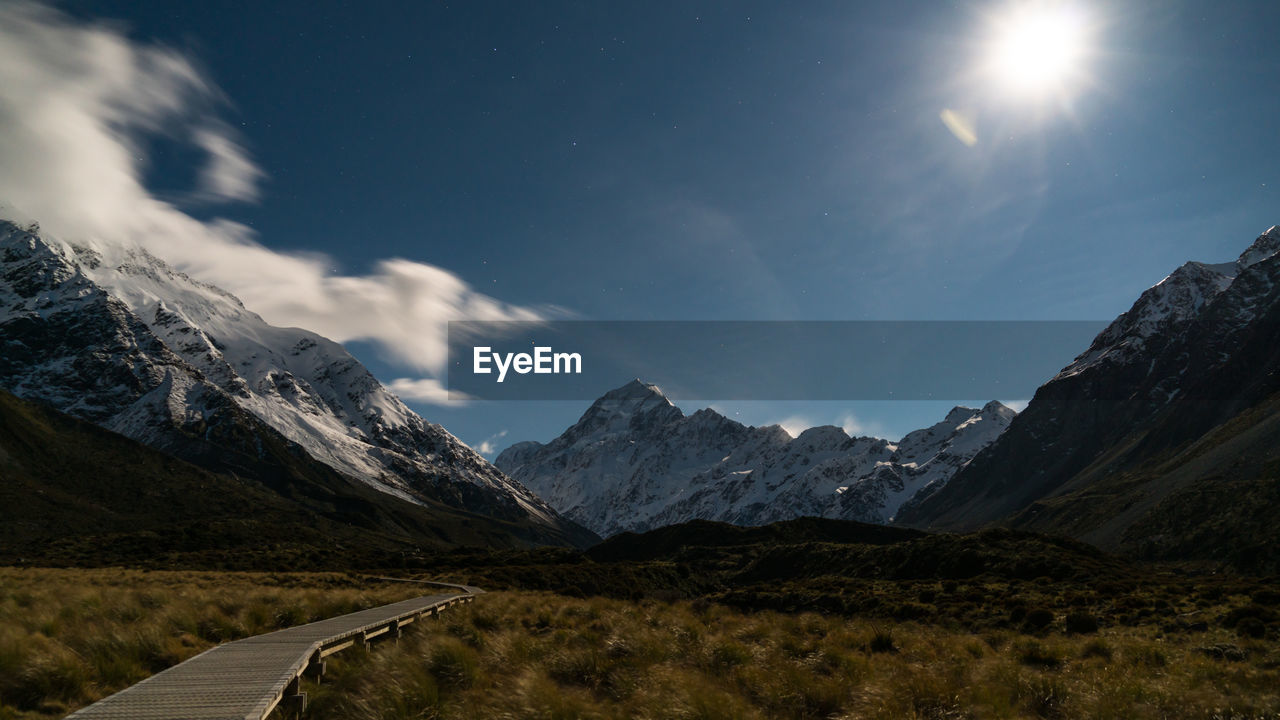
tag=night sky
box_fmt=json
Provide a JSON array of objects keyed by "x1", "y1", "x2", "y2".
[{"x1": 39, "y1": 1, "x2": 1280, "y2": 450}]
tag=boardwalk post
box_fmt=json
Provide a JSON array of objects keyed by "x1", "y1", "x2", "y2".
[
  {"x1": 283, "y1": 675, "x2": 307, "y2": 717},
  {"x1": 306, "y1": 649, "x2": 326, "y2": 681}
]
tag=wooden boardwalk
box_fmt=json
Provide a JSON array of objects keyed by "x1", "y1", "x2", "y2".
[{"x1": 66, "y1": 582, "x2": 483, "y2": 720}]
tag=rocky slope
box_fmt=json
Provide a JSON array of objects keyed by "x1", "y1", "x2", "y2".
[
  {"x1": 496, "y1": 380, "x2": 1014, "y2": 537},
  {"x1": 897, "y1": 226, "x2": 1280, "y2": 570},
  {"x1": 0, "y1": 218, "x2": 596, "y2": 548}
]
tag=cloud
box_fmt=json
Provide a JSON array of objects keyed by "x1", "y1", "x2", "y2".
[
  {"x1": 386, "y1": 378, "x2": 472, "y2": 407},
  {"x1": 839, "y1": 412, "x2": 890, "y2": 439},
  {"x1": 0, "y1": 1, "x2": 542, "y2": 404},
  {"x1": 775, "y1": 417, "x2": 810, "y2": 438},
  {"x1": 774, "y1": 412, "x2": 888, "y2": 440},
  {"x1": 475, "y1": 430, "x2": 509, "y2": 457},
  {"x1": 192, "y1": 126, "x2": 265, "y2": 202},
  {"x1": 838, "y1": 413, "x2": 868, "y2": 436}
]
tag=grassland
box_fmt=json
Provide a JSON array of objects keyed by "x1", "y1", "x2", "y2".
[
  {"x1": 2, "y1": 567, "x2": 1278, "y2": 719},
  {"x1": 309, "y1": 590, "x2": 1280, "y2": 720},
  {"x1": 0, "y1": 568, "x2": 429, "y2": 719}
]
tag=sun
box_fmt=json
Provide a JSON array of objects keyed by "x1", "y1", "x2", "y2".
[{"x1": 986, "y1": 3, "x2": 1088, "y2": 98}]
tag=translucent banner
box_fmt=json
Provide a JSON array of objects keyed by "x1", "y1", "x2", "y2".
[{"x1": 446, "y1": 320, "x2": 1107, "y2": 401}]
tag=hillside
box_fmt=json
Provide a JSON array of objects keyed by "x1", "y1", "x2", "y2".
[
  {"x1": 0, "y1": 389, "x2": 591, "y2": 566},
  {"x1": 0, "y1": 219, "x2": 595, "y2": 548},
  {"x1": 898, "y1": 227, "x2": 1280, "y2": 572}
]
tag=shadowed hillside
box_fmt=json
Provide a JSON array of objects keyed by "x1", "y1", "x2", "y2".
[{"x1": 0, "y1": 389, "x2": 595, "y2": 566}]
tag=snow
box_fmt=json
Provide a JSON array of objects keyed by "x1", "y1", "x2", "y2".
[
  {"x1": 496, "y1": 380, "x2": 1016, "y2": 536},
  {"x1": 0, "y1": 219, "x2": 565, "y2": 530},
  {"x1": 1056, "y1": 227, "x2": 1280, "y2": 384}
]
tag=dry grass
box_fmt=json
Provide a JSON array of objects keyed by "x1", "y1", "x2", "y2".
[
  {"x1": 2, "y1": 568, "x2": 1279, "y2": 719},
  {"x1": 0, "y1": 567, "x2": 427, "y2": 718},
  {"x1": 308, "y1": 591, "x2": 1280, "y2": 720}
]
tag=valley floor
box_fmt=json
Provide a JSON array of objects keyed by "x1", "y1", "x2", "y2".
[{"x1": 1, "y1": 568, "x2": 1278, "y2": 719}]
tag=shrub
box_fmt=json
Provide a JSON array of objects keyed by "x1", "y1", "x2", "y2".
[
  {"x1": 547, "y1": 647, "x2": 606, "y2": 689},
  {"x1": 708, "y1": 640, "x2": 752, "y2": 669},
  {"x1": 1126, "y1": 644, "x2": 1167, "y2": 669},
  {"x1": 1017, "y1": 675, "x2": 1067, "y2": 719},
  {"x1": 1023, "y1": 608, "x2": 1054, "y2": 632},
  {"x1": 10, "y1": 651, "x2": 90, "y2": 711},
  {"x1": 1236, "y1": 617, "x2": 1266, "y2": 639},
  {"x1": 271, "y1": 605, "x2": 309, "y2": 630},
  {"x1": 1221, "y1": 604, "x2": 1278, "y2": 629},
  {"x1": 1251, "y1": 589, "x2": 1280, "y2": 606},
  {"x1": 1080, "y1": 639, "x2": 1112, "y2": 661},
  {"x1": 891, "y1": 602, "x2": 932, "y2": 620},
  {"x1": 427, "y1": 638, "x2": 479, "y2": 690},
  {"x1": 1198, "y1": 586, "x2": 1225, "y2": 602},
  {"x1": 1063, "y1": 611, "x2": 1099, "y2": 634},
  {"x1": 1196, "y1": 643, "x2": 1247, "y2": 662},
  {"x1": 1016, "y1": 640, "x2": 1063, "y2": 669},
  {"x1": 868, "y1": 628, "x2": 897, "y2": 654}
]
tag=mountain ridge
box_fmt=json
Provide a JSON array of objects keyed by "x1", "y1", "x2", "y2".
[
  {"x1": 0, "y1": 217, "x2": 597, "y2": 549},
  {"x1": 496, "y1": 380, "x2": 1014, "y2": 537},
  {"x1": 896, "y1": 225, "x2": 1280, "y2": 572}
]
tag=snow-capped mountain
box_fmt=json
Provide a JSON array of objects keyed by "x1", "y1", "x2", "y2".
[
  {"x1": 897, "y1": 225, "x2": 1280, "y2": 540},
  {"x1": 0, "y1": 218, "x2": 593, "y2": 545},
  {"x1": 495, "y1": 379, "x2": 1014, "y2": 537}
]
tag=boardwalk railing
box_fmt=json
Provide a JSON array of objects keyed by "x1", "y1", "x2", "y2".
[{"x1": 66, "y1": 580, "x2": 483, "y2": 720}]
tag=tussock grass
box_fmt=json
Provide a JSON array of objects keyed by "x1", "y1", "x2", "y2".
[
  {"x1": 4, "y1": 567, "x2": 1279, "y2": 719},
  {"x1": 306, "y1": 591, "x2": 1280, "y2": 720},
  {"x1": 0, "y1": 567, "x2": 427, "y2": 718}
]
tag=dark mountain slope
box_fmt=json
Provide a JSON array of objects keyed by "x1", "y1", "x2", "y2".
[
  {"x1": 1010, "y1": 388, "x2": 1280, "y2": 573},
  {"x1": 897, "y1": 227, "x2": 1280, "y2": 571},
  {"x1": 0, "y1": 389, "x2": 589, "y2": 566}
]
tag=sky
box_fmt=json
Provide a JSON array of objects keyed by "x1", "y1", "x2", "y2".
[{"x1": 1, "y1": 0, "x2": 1278, "y2": 452}]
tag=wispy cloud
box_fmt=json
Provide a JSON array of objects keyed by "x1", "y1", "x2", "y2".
[
  {"x1": 0, "y1": 1, "x2": 541, "y2": 403},
  {"x1": 192, "y1": 126, "x2": 265, "y2": 202},
  {"x1": 775, "y1": 417, "x2": 810, "y2": 439},
  {"x1": 773, "y1": 412, "x2": 888, "y2": 440},
  {"x1": 476, "y1": 430, "x2": 509, "y2": 457},
  {"x1": 386, "y1": 378, "x2": 472, "y2": 407}
]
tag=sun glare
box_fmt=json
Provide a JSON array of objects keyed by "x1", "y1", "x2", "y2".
[{"x1": 987, "y1": 3, "x2": 1087, "y2": 97}]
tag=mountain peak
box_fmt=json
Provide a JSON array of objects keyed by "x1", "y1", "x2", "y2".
[
  {"x1": 500, "y1": 390, "x2": 1012, "y2": 536},
  {"x1": 607, "y1": 378, "x2": 666, "y2": 400},
  {"x1": 559, "y1": 379, "x2": 682, "y2": 442},
  {"x1": 1238, "y1": 225, "x2": 1280, "y2": 269},
  {"x1": 981, "y1": 400, "x2": 1017, "y2": 418},
  {"x1": 792, "y1": 424, "x2": 851, "y2": 449},
  {"x1": 942, "y1": 405, "x2": 977, "y2": 424},
  {"x1": 588, "y1": 379, "x2": 674, "y2": 415}
]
